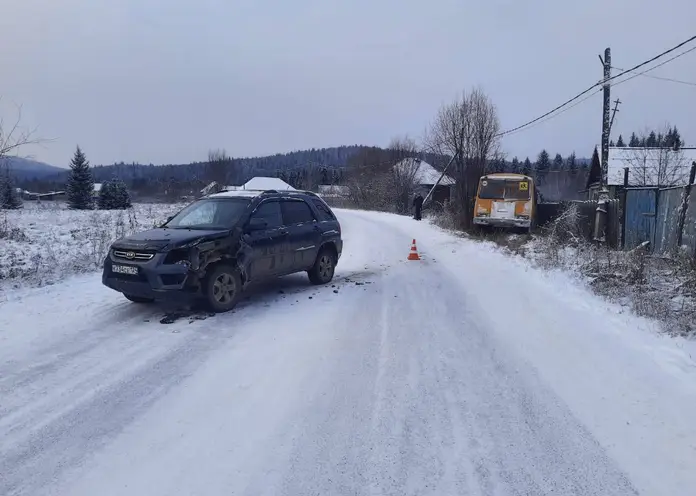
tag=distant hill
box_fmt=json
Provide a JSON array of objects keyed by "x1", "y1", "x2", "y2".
[
  {"x1": 14, "y1": 146, "x2": 372, "y2": 195},
  {"x1": 10, "y1": 145, "x2": 593, "y2": 200},
  {"x1": 87, "y1": 145, "x2": 369, "y2": 183},
  {"x1": 1, "y1": 157, "x2": 64, "y2": 180}
]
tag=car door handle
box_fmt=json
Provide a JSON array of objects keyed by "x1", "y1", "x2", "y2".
[{"x1": 279, "y1": 230, "x2": 289, "y2": 236}]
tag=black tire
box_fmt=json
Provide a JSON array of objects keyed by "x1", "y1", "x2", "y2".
[
  {"x1": 203, "y1": 264, "x2": 242, "y2": 313},
  {"x1": 123, "y1": 294, "x2": 154, "y2": 304},
  {"x1": 308, "y1": 247, "x2": 336, "y2": 285}
]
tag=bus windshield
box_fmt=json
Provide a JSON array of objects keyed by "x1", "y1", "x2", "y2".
[{"x1": 478, "y1": 178, "x2": 530, "y2": 200}]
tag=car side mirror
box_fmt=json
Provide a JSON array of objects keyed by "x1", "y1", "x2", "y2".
[{"x1": 246, "y1": 218, "x2": 267, "y2": 232}]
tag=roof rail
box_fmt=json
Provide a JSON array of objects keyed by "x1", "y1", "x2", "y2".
[{"x1": 261, "y1": 189, "x2": 279, "y2": 194}]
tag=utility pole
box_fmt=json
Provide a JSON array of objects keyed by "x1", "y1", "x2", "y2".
[
  {"x1": 600, "y1": 47, "x2": 612, "y2": 186},
  {"x1": 609, "y1": 98, "x2": 621, "y2": 137},
  {"x1": 423, "y1": 151, "x2": 458, "y2": 206},
  {"x1": 594, "y1": 47, "x2": 612, "y2": 242}
]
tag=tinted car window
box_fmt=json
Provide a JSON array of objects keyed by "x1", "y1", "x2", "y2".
[
  {"x1": 312, "y1": 199, "x2": 336, "y2": 221},
  {"x1": 281, "y1": 200, "x2": 315, "y2": 225},
  {"x1": 251, "y1": 200, "x2": 283, "y2": 229}
]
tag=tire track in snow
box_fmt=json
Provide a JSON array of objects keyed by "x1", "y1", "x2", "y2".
[{"x1": 0, "y1": 273, "x2": 342, "y2": 496}]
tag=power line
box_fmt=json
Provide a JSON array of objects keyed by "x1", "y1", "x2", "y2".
[
  {"x1": 496, "y1": 34, "x2": 696, "y2": 137},
  {"x1": 501, "y1": 89, "x2": 603, "y2": 138},
  {"x1": 495, "y1": 86, "x2": 598, "y2": 138},
  {"x1": 612, "y1": 67, "x2": 696, "y2": 87},
  {"x1": 611, "y1": 45, "x2": 696, "y2": 88}
]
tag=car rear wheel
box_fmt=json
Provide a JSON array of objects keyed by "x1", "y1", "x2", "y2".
[
  {"x1": 203, "y1": 264, "x2": 242, "y2": 313},
  {"x1": 308, "y1": 248, "x2": 336, "y2": 285},
  {"x1": 123, "y1": 294, "x2": 154, "y2": 304}
]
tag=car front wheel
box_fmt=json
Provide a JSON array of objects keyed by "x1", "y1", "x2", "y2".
[
  {"x1": 203, "y1": 264, "x2": 242, "y2": 313},
  {"x1": 308, "y1": 248, "x2": 336, "y2": 285}
]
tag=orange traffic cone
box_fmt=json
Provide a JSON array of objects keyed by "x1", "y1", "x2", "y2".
[{"x1": 407, "y1": 239, "x2": 421, "y2": 261}]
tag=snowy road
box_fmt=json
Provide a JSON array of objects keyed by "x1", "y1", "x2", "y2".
[{"x1": 2, "y1": 210, "x2": 696, "y2": 495}]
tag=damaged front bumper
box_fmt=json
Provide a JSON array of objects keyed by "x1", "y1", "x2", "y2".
[
  {"x1": 473, "y1": 216, "x2": 531, "y2": 228},
  {"x1": 102, "y1": 250, "x2": 200, "y2": 302}
]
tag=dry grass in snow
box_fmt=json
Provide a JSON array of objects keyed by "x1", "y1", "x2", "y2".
[
  {"x1": 0, "y1": 202, "x2": 184, "y2": 291},
  {"x1": 430, "y1": 204, "x2": 696, "y2": 338}
]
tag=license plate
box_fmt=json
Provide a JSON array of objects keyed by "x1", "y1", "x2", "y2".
[{"x1": 112, "y1": 265, "x2": 138, "y2": 275}]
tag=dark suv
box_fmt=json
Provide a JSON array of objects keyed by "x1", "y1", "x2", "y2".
[{"x1": 102, "y1": 190, "x2": 343, "y2": 312}]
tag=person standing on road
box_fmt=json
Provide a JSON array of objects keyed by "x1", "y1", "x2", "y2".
[{"x1": 413, "y1": 192, "x2": 424, "y2": 221}]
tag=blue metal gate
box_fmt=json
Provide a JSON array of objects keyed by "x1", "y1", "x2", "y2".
[{"x1": 624, "y1": 188, "x2": 658, "y2": 250}]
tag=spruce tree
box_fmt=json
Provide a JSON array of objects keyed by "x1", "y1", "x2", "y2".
[
  {"x1": 591, "y1": 147, "x2": 601, "y2": 177},
  {"x1": 67, "y1": 146, "x2": 94, "y2": 209},
  {"x1": 510, "y1": 157, "x2": 520, "y2": 173},
  {"x1": 609, "y1": 140, "x2": 615, "y2": 147},
  {"x1": 522, "y1": 157, "x2": 532, "y2": 176},
  {"x1": 673, "y1": 127, "x2": 683, "y2": 149},
  {"x1": 566, "y1": 152, "x2": 578, "y2": 174},
  {"x1": 98, "y1": 181, "x2": 115, "y2": 209},
  {"x1": 646, "y1": 131, "x2": 657, "y2": 147},
  {"x1": 98, "y1": 179, "x2": 132, "y2": 209},
  {"x1": 0, "y1": 168, "x2": 22, "y2": 209},
  {"x1": 553, "y1": 153, "x2": 564, "y2": 170},
  {"x1": 666, "y1": 126, "x2": 683, "y2": 150},
  {"x1": 616, "y1": 135, "x2": 626, "y2": 147},
  {"x1": 113, "y1": 179, "x2": 132, "y2": 209},
  {"x1": 536, "y1": 150, "x2": 551, "y2": 175},
  {"x1": 629, "y1": 132, "x2": 640, "y2": 147}
]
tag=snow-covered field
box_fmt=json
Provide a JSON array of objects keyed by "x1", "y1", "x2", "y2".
[
  {"x1": 0, "y1": 202, "x2": 184, "y2": 292},
  {"x1": 1, "y1": 208, "x2": 696, "y2": 495}
]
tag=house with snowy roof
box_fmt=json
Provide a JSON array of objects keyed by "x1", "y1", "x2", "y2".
[
  {"x1": 239, "y1": 176, "x2": 296, "y2": 191},
  {"x1": 394, "y1": 158, "x2": 455, "y2": 204}
]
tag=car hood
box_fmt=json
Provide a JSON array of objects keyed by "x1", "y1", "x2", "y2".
[{"x1": 112, "y1": 228, "x2": 229, "y2": 252}]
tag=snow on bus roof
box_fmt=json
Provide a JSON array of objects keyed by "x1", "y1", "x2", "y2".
[{"x1": 483, "y1": 173, "x2": 530, "y2": 181}]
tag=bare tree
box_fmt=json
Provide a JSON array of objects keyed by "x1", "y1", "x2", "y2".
[
  {"x1": 388, "y1": 136, "x2": 421, "y2": 214},
  {"x1": 206, "y1": 149, "x2": 236, "y2": 186},
  {"x1": 343, "y1": 138, "x2": 423, "y2": 212},
  {"x1": 345, "y1": 146, "x2": 392, "y2": 210},
  {"x1": 622, "y1": 126, "x2": 691, "y2": 186},
  {"x1": 625, "y1": 148, "x2": 690, "y2": 186},
  {"x1": 0, "y1": 103, "x2": 45, "y2": 208},
  {"x1": 425, "y1": 87, "x2": 500, "y2": 229},
  {"x1": 0, "y1": 104, "x2": 40, "y2": 159}
]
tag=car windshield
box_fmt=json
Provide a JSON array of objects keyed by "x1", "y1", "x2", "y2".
[
  {"x1": 164, "y1": 198, "x2": 251, "y2": 229},
  {"x1": 478, "y1": 178, "x2": 530, "y2": 200}
]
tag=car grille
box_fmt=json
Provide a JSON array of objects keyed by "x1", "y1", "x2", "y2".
[{"x1": 113, "y1": 250, "x2": 155, "y2": 261}]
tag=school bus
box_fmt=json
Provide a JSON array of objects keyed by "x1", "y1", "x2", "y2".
[{"x1": 473, "y1": 173, "x2": 537, "y2": 231}]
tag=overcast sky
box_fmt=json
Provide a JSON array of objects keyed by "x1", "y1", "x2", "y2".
[{"x1": 2, "y1": 0, "x2": 695, "y2": 167}]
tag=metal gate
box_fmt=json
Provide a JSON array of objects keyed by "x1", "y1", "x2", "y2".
[
  {"x1": 624, "y1": 188, "x2": 658, "y2": 250},
  {"x1": 654, "y1": 187, "x2": 683, "y2": 253}
]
